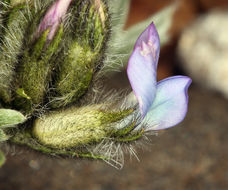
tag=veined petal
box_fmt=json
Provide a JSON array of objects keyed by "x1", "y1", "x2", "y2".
[
  {"x1": 127, "y1": 22, "x2": 160, "y2": 117},
  {"x1": 142, "y1": 76, "x2": 192, "y2": 131}
]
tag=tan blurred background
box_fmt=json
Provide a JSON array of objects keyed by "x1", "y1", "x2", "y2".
[
  {"x1": 1, "y1": 1, "x2": 228, "y2": 190},
  {"x1": 128, "y1": 0, "x2": 228, "y2": 80}
]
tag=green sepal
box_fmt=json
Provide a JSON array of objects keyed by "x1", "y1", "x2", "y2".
[
  {"x1": 73, "y1": 0, "x2": 108, "y2": 51},
  {"x1": 111, "y1": 120, "x2": 136, "y2": 137},
  {"x1": 92, "y1": 6, "x2": 105, "y2": 51},
  {"x1": 115, "y1": 129, "x2": 144, "y2": 143},
  {"x1": 0, "y1": 150, "x2": 6, "y2": 167},
  {"x1": 15, "y1": 24, "x2": 64, "y2": 112},
  {"x1": 31, "y1": 29, "x2": 50, "y2": 60},
  {"x1": 50, "y1": 42, "x2": 96, "y2": 108},
  {"x1": 0, "y1": 109, "x2": 26, "y2": 128},
  {"x1": 45, "y1": 24, "x2": 64, "y2": 58},
  {"x1": 110, "y1": 120, "x2": 144, "y2": 143},
  {"x1": 15, "y1": 29, "x2": 50, "y2": 106},
  {"x1": 16, "y1": 88, "x2": 31, "y2": 100}
]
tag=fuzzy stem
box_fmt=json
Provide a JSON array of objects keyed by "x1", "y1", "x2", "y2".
[{"x1": 10, "y1": 129, "x2": 109, "y2": 160}]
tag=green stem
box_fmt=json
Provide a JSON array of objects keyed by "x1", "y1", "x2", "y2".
[{"x1": 10, "y1": 129, "x2": 109, "y2": 160}]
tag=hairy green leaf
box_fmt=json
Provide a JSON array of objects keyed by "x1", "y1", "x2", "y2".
[{"x1": 0, "y1": 109, "x2": 26, "y2": 128}]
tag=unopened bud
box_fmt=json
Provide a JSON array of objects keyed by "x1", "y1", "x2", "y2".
[
  {"x1": 12, "y1": 0, "x2": 110, "y2": 112},
  {"x1": 49, "y1": 0, "x2": 110, "y2": 108},
  {"x1": 36, "y1": 0, "x2": 72, "y2": 41},
  {"x1": 33, "y1": 105, "x2": 132, "y2": 148}
]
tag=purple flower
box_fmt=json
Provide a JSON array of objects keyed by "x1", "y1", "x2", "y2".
[
  {"x1": 37, "y1": 0, "x2": 72, "y2": 40},
  {"x1": 127, "y1": 22, "x2": 192, "y2": 130}
]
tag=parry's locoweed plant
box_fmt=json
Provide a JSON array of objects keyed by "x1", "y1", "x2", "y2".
[{"x1": 0, "y1": 0, "x2": 191, "y2": 169}]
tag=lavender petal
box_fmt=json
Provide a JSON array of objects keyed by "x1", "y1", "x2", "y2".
[
  {"x1": 127, "y1": 22, "x2": 160, "y2": 117},
  {"x1": 37, "y1": 0, "x2": 72, "y2": 40},
  {"x1": 142, "y1": 76, "x2": 192, "y2": 130}
]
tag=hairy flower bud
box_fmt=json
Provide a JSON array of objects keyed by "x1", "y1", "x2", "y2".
[
  {"x1": 33, "y1": 105, "x2": 133, "y2": 148},
  {"x1": 0, "y1": 0, "x2": 56, "y2": 105},
  {"x1": 14, "y1": 0, "x2": 67, "y2": 112},
  {"x1": 9, "y1": 0, "x2": 110, "y2": 113},
  {"x1": 49, "y1": 0, "x2": 109, "y2": 108},
  {"x1": 36, "y1": 0, "x2": 72, "y2": 41}
]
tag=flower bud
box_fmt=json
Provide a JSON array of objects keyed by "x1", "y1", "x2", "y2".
[
  {"x1": 33, "y1": 105, "x2": 132, "y2": 148},
  {"x1": 11, "y1": 0, "x2": 110, "y2": 113},
  {"x1": 36, "y1": 0, "x2": 72, "y2": 41},
  {"x1": 14, "y1": 0, "x2": 68, "y2": 112},
  {"x1": 49, "y1": 0, "x2": 109, "y2": 108}
]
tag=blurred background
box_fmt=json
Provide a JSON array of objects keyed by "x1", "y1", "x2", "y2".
[{"x1": 1, "y1": 0, "x2": 228, "y2": 189}]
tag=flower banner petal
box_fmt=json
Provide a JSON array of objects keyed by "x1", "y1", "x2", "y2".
[
  {"x1": 127, "y1": 22, "x2": 160, "y2": 117},
  {"x1": 142, "y1": 76, "x2": 192, "y2": 130},
  {"x1": 134, "y1": 22, "x2": 160, "y2": 67}
]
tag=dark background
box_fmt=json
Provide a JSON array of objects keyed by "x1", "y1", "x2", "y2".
[{"x1": 1, "y1": 0, "x2": 228, "y2": 189}]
